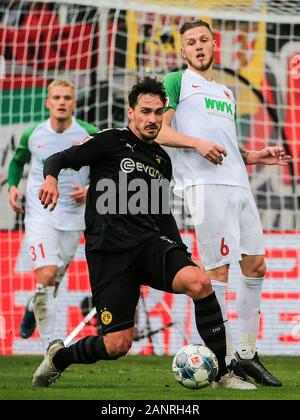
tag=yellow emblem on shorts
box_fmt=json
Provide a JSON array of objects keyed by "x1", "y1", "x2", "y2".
[{"x1": 101, "y1": 309, "x2": 112, "y2": 325}]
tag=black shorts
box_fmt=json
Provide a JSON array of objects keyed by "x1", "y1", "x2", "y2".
[{"x1": 86, "y1": 235, "x2": 196, "y2": 334}]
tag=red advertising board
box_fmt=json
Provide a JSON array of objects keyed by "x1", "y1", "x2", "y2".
[{"x1": 0, "y1": 231, "x2": 299, "y2": 355}]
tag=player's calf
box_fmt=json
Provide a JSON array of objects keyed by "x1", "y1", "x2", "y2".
[
  {"x1": 32, "y1": 285, "x2": 56, "y2": 347},
  {"x1": 193, "y1": 292, "x2": 228, "y2": 380}
]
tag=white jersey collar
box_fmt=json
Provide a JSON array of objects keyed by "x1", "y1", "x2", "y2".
[
  {"x1": 46, "y1": 116, "x2": 76, "y2": 134},
  {"x1": 185, "y1": 68, "x2": 215, "y2": 83}
]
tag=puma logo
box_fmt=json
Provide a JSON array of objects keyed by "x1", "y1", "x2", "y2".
[{"x1": 126, "y1": 143, "x2": 136, "y2": 153}]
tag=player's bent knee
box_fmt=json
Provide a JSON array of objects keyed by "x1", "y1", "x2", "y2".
[
  {"x1": 184, "y1": 268, "x2": 212, "y2": 300},
  {"x1": 208, "y1": 265, "x2": 229, "y2": 281},
  {"x1": 36, "y1": 266, "x2": 58, "y2": 286},
  {"x1": 104, "y1": 332, "x2": 133, "y2": 359},
  {"x1": 106, "y1": 340, "x2": 132, "y2": 359},
  {"x1": 255, "y1": 260, "x2": 267, "y2": 277},
  {"x1": 244, "y1": 260, "x2": 266, "y2": 278},
  {"x1": 202, "y1": 275, "x2": 213, "y2": 294}
]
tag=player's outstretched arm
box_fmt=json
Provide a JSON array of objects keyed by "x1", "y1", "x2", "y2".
[
  {"x1": 157, "y1": 109, "x2": 227, "y2": 165},
  {"x1": 39, "y1": 175, "x2": 59, "y2": 212},
  {"x1": 240, "y1": 146, "x2": 291, "y2": 166},
  {"x1": 40, "y1": 131, "x2": 119, "y2": 211}
]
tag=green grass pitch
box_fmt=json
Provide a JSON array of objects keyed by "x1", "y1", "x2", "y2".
[{"x1": 0, "y1": 355, "x2": 299, "y2": 400}]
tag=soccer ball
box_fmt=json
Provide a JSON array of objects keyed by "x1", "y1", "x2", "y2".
[{"x1": 172, "y1": 344, "x2": 219, "y2": 389}]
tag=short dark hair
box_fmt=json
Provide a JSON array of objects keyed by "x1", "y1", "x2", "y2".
[
  {"x1": 128, "y1": 77, "x2": 166, "y2": 108},
  {"x1": 180, "y1": 20, "x2": 212, "y2": 35}
]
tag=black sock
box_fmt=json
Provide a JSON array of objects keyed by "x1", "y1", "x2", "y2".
[
  {"x1": 53, "y1": 336, "x2": 112, "y2": 372},
  {"x1": 193, "y1": 292, "x2": 227, "y2": 380}
]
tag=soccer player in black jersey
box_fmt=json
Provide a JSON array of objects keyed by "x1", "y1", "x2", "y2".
[{"x1": 32, "y1": 77, "x2": 250, "y2": 390}]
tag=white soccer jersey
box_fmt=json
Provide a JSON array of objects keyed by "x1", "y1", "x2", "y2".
[
  {"x1": 163, "y1": 69, "x2": 250, "y2": 193},
  {"x1": 15, "y1": 117, "x2": 98, "y2": 230}
]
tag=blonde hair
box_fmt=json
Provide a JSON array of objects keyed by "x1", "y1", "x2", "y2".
[{"x1": 47, "y1": 79, "x2": 75, "y2": 95}]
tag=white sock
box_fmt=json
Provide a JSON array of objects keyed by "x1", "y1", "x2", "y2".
[
  {"x1": 236, "y1": 276, "x2": 264, "y2": 359},
  {"x1": 27, "y1": 295, "x2": 35, "y2": 312},
  {"x1": 33, "y1": 285, "x2": 57, "y2": 349},
  {"x1": 53, "y1": 266, "x2": 65, "y2": 298},
  {"x1": 211, "y1": 280, "x2": 235, "y2": 366}
]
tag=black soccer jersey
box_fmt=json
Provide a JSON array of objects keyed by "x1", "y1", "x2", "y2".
[{"x1": 43, "y1": 127, "x2": 181, "y2": 251}]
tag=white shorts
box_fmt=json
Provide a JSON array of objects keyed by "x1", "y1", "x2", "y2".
[
  {"x1": 185, "y1": 185, "x2": 265, "y2": 270},
  {"x1": 25, "y1": 222, "x2": 82, "y2": 271}
]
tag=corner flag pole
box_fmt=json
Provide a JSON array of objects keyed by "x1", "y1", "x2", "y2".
[{"x1": 64, "y1": 307, "x2": 97, "y2": 346}]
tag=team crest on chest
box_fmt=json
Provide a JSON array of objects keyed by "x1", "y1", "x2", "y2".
[
  {"x1": 155, "y1": 155, "x2": 161, "y2": 165},
  {"x1": 224, "y1": 90, "x2": 231, "y2": 100}
]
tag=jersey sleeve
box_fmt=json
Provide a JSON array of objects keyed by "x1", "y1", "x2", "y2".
[
  {"x1": 165, "y1": 154, "x2": 172, "y2": 181},
  {"x1": 163, "y1": 71, "x2": 183, "y2": 111},
  {"x1": 43, "y1": 130, "x2": 120, "y2": 179},
  {"x1": 8, "y1": 125, "x2": 35, "y2": 188},
  {"x1": 8, "y1": 159, "x2": 25, "y2": 189},
  {"x1": 76, "y1": 119, "x2": 100, "y2": 135}
]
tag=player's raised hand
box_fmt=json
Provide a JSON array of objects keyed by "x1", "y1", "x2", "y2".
[
  {"x1": 9, "y1": 186, "x2": 24, "y2": 213},
  {"x1": 194, "y1": 139, "x2": 227, "y2": 165},
  {"x1": 39, "y1": 175, "x2": 59, "y2": 211},
  {"x1": 247, "y1": 147, "x2": 292, "y2": 166},
  {"x1": 69, "y1": 185, "x2": 88, "y2": 203},
  {"x1": 258, "y1": 147, "x2": 291, "y2": 166}
]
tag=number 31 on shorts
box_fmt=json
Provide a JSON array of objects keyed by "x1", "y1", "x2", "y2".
[
  {"x1": 220, "y1": 237, "x2": 230, "y2": 256},
  {"x1": 30, "y1": 243, "x2": 46, "y2": 261}
]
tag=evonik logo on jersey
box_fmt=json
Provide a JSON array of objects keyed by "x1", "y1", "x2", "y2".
[
  {"x1": 120, "y1": 158, "x2": 163, "y2": 180},
  {"x1": 204, "y1": 97, "x2": 233, "y2": 115}
]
